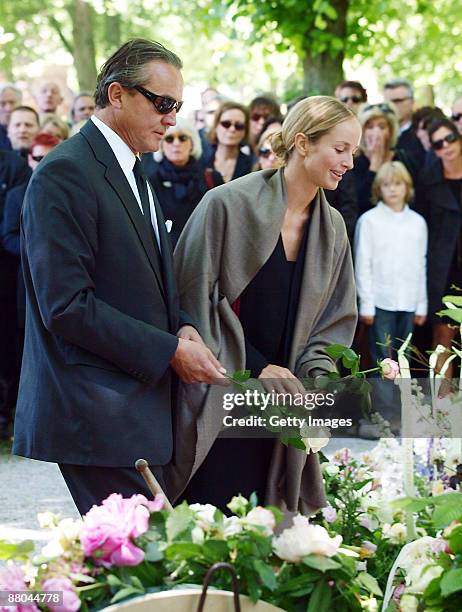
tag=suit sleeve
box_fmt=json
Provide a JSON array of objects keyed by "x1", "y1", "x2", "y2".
[
  {"x1": 2, "y1": 189, "x2": 22, "y2": 256},
  {"x1": 22, "y1": 157, "x2": 178, "y2": 385}
]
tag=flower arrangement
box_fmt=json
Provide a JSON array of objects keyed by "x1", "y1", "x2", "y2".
[{"x1": 0, "y1": 493, "x2": 383, "y2": 612}]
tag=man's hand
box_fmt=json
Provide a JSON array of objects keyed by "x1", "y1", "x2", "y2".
[
  {"x1": 360, "y1": 315, "x2": 374, "y2": 326},
  {"x1": 414, "y1": 315, "x2": 427, "y2": 326},
  {"x1": 258, "y1": 364, "x2": 306, "y2": 395},
  {"x1": 177, "y1": 325, "x2": 206, "y2": 345},
  {"x1": 171, "y1": 338, "x2": 227, "y2": 384}
]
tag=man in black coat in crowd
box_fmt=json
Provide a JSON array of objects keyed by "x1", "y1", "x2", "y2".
[
  {"x1": 0, "y1": 150, "x2": 31, "y2": 440},
  {"x1": 13, "y1": 39, "x2": 226, "y2": 514}
]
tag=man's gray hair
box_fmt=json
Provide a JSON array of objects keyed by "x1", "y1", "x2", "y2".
[
  {"x1": 0, "y1": 83, "x2": 22, "y2": 101},
  {"x1": 94, "y1": 39, "x2": 182, "y2": 109},
  {"x1": 383, "y1": 79, "x2": 414, "y2": 98}
]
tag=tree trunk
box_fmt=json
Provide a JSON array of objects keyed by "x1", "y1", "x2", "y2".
[
  {"x1": 68, "y1": 0, "x2": 98, "y2": 92},
  {"x1": 302, "y1": 0, "x2": 348, "y2": 95},
  {"x1": 103, "y1": 11, "x2": 121, "y2": 54}
]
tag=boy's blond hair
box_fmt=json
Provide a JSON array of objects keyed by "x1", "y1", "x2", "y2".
[{"x1": 372, "y1": 161, "x2": 414, "y2": 204}]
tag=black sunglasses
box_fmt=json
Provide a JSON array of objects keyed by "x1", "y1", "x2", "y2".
[
  {"x1": 133, "y1": 85, "x2": 183, "y2": 114},
  {"x1": 164, "y1": 134, "x2": 189, "y2": 144},
  {"x1": 31, "y1": 155, "x2": 45, "y2": 162},
  {"x1": 251, "y1": 112, "x2": 268, "y2": 122},
  {"x1": 389, "y1": 96, "x2": 412, "y2": 104},
  {"x1": 363, "y1": 103, "x2": 395, "y2": 114},
  {"x1": 340, "y1": 95, "x2": 362, "y2": 104},
  {"x1": 451, "y1": 112, "x2": 462, "y2": 122},
  {"x1": 219, "y1": 120, "x2": 245, "y2": 131},
  {"x1": 431, "y1": 132, "x2": 458, "y2": 150},
  {"x1": 258, "y1": 147, "x2": 273, "y2": 158}
]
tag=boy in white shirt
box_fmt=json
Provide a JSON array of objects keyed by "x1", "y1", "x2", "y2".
[{"x1": 354, "y1": 161, "x2": 428, "y2": 365}]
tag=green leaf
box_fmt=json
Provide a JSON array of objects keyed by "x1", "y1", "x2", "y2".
[
  {"x1": 106, "y1": 574, "x2": 122, "y2": 587},
  {"x1": 267, "y1": 505, "x2": 284, "y2": 525},
  {"x1": 144, "y1": 541, "x2": 163, "y2": 562},
  {"x1": 110, "y1": 586, "x2": 142, "y2": 604},
  {"x1": 0, "y1": 539, "x2": 34, "y2": 560},
  {"x1": 356, "y1": 572, "x2": 383, "y2": 597},
  {"x1": 202, "y1": 539, "x2": 228, "y2": 563},
  {"x1": 437, "y1": 308, "x2": 462, "y2": 323},
  {"x1": 325, "y1": 344, "x2": 349, "y2": 359},
  {"x1": 129, "y1": 576, "x2": 144, "y2": 591},
  {"x1": 303, "y1": 554, "x2": 341, "y2": 572},
  {"x1": 352, "y1": 478, "x2": 374, "y2": 491},
  {"x1": 231, "y1": 369, "x2": 251, "y2": 382},
  {"x1": 283, "y1": 437, "x2": 307, "y2": 451},
  {"x1": 253, "y1": 559, "x2": 277, "y2": 591},
  {"x1": 440, "y1": 568, "x2": 462, "y2": 597},
  {"x1": 166, "y1": 502, "x2": 194, "y2": 541},
  {"x1": 448, "y1": 526, "x2": 462, "y2": 554},
  {"x1": 442, "y1": 294, "x2": 462, "y2": 306},
  {"x1": 432, "y1": 503, "x2": 462, "y2": 529},
  {"x1": 164, "y1": 542, "x2": 201, "y2": 560},
  {"x1": 249, "y1": 491, "x2": 259, "y2": 508},
  {"x1": 306, "y1": 579, "x2": 332, "y2": 612}
]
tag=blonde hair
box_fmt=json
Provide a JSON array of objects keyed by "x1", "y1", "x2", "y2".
[
  {"x1": 40, "y1": 113, "x2": 69, "y2": 141},
  {"x1": 372, "y1": 161, "x2": 414, "y2": 204},
  {"x1": 358, "y1": 103, "x2": 399, "y2": 150},
  {"x1": 271, "y1": 95, "x2": 356, "y2": 165}
]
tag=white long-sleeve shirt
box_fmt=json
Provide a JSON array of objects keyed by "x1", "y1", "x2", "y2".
[{"x1": 354, "y1": 202, "x2": 428, "y2": 316}]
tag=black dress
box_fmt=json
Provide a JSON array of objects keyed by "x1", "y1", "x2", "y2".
[
  {"x1": 444, "y1": 178, "x2": 462, "y2": 294},
  {"x1": 180, "y1": 228, "x2": 309, "y2": 510}
]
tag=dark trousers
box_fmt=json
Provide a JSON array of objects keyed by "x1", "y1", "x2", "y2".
[
  {"x1": 369, "y1": 308, "x2": 415, "y2": 363},
  {"x1": 369, "y1": 308, "x2": 414, "y2": 424},
  {"x1": 59, "y1": 464, "x2": 166, "y2": 516}
]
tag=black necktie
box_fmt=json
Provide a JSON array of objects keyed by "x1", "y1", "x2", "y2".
[{"x1": 133, "y1": 158, "x2": 158, "y2": 247}]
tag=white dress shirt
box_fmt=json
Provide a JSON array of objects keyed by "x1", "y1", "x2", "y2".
[
  {"x1": 354, "y1": 202, "x2": 428, "y2": 316},
  {"x1": 91, "y1": 115, "x2": 161, "y2": 251}
]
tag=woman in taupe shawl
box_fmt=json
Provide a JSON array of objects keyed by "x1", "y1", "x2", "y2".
[{"x1": 167, "y1": 96, "x2": 361, "y2": 515}]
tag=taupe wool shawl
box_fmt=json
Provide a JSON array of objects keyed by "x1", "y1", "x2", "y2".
[{"x1": 166, "y1": 168, "x2": 357, "y2": 514}]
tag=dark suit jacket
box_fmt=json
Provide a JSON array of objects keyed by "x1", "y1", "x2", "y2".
[{"x1": 13, "y1": 120, "x2": 191, "y2": 467}]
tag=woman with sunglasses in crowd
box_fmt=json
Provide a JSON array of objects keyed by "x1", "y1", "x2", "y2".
[
  {"x1": 415, "y1": 118, "x2": 462, "y2": 377},
  {"x1": 203, "y1": 101, "x2": 253, "y2": 183},
  {"x1": 353, "y1": 103, "x2": 419, "y2": 215},
  {"x1": 168, "y1": 96, "x2": 360, "y2": 514},
  {"x1": 143, "y1": 117, "x2": 222, "y2": 248}
]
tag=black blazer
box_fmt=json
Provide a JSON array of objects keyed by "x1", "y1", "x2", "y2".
[
  {"x1": 13, "y1": 120, "x2": 191, "y2": 467},
  {"x1": 414, "y1": 158, "x2": 462, "y2": 319}
]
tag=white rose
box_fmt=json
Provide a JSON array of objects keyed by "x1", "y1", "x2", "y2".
[
  {"x1": 191, "y1": 526, "x2": 205, "y2": 544},
  {"x1": 227, "y1": 495, "x2": 248, "y2": 515},
  {"x1": 300, "y1": 426, "x2": 330, "y2": 453},
  {"x1": 406, "y1": 563, "x2": 443, "y2": 593},
  {"x1": 189, "y1": 503, "x2": 218, "y2": 530},
  {"x1": 223, "y1": 516, "x2": 243, "y2": 538},
  {"x1": 399, "y1": 594, "x2": 419, "y2": 612},
  {"x1": 382, "y1": 522, "x2": 407, "y2": 544},
  {"x1": 57, "y1": 518, "x2": 82, "y2": 548},
  {"x1": 41, "y1": 539, "x2": 65, "y2": 559},
  {"x1": 273, "y1": 514, "x2": 342, "y2": 562},
  {"x1": 244, "y1": 507, "x2": 276, "y2": 536},
  {"x1": 37, "y1": 511, "x2": 59, "y2": 529},
  {"x1": 322, "y1": 463, "x2": 340, "y2": 476}
]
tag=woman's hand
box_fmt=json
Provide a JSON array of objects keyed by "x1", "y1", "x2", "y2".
[
  {"x1": 258, "y1": 364, "x2": 306, "y2": 395},
  {"x1": 366, "y1": 130, "x2": 387, "y2": 172}
]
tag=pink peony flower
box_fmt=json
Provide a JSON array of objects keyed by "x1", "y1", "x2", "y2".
[
  {"x1": 0, "y1": 565, "x2": 38, "y2": 612},
  {"x1": 380, "y1": 358, "x2": 400, "y2": 380},
  {"x1": 42, "y1": 578, "x2": 80, "y2": 612},
  {"x1": 80, "y1": 493, "x2": 155, "y2": 567}
]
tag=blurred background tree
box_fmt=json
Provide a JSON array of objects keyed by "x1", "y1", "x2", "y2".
[{"x1": 0, "y1": 0, "x2": 461, "y2": 105}]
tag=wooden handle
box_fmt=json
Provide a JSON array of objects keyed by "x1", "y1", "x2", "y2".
[{"x1": 135, "y1": 459, "x2": 173, "y2": 511}]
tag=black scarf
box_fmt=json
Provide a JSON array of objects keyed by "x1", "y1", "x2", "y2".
[{"x1": 157, "y1": 157, "x2": 202, "y2": 202}]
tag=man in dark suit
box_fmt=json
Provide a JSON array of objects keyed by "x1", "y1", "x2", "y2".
[
  {"x1": 13, "y1": 39, "x2": 226, "y2": 514},
  {"x1": 0, "y1": 150, "x2": 31, "y2": 440}
]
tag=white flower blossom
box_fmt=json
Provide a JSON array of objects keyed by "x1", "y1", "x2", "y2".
[
  {"x1": 189, "y1": 503, "x2": 218, "y2": 530},
  {"x1": 273, "y1": 515, "x2": 342, "y2": 562},
  {"x1": 382, "y1": 522, "x2": 407, "y2": 544},
  {"x1": 222, "y1": 516, "x2": 243, "y2": 538},
  {"x1": 243, "y1": 507, "x2": 275, "y2": 536}
]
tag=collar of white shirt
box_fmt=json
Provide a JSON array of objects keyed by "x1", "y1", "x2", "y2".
[{"x1": 91, "y1": 115, "x2": 136, "y2": 177}]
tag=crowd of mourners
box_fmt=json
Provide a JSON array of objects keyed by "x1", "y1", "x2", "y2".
[{"x1": 1, "y1": 76, "x2": 461, "y2": 440}]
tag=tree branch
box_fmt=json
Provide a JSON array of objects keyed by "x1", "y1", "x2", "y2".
[{"x1": 48, "y1": 15, "x2": 74, "y2": 55}]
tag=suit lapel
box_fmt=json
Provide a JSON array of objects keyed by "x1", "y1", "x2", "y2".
[{"x1": 80, "y1": 121, "x2": 166, "y2": 303}]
